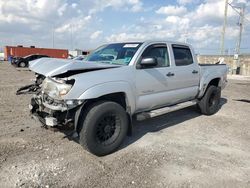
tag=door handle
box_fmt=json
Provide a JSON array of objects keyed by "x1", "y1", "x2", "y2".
[
  {"x1": 166, "y1": 72, "x2": 175, "y2": 77},
  {"x1": 192, "y1": 70, "x2": 198, "y2": 74}
]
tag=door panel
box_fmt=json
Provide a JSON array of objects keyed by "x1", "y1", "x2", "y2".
[
  {"x1": 135, "y1": 43, "x2": 175, "y2": 112},
  {"x1": 137, "y1": 86, "x2": 198, "y2": 111},
  {"x1": 170, "y1": 64, "x2": 199, "y2": 99},
  {"x1": 170, "y1": 45, "x2": 200, "y2": 101},
  {"x1": 136, "y1": 67, "x2": 173, "y2": 111}
]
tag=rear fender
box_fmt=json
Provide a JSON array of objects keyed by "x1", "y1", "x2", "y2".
[{"x1": 198, "y1": 75, "x2": 223, "y2": 98}]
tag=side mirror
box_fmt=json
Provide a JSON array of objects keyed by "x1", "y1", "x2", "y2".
[{"x1": 140, "y1": 57, "x2": 157, "y2": 67}]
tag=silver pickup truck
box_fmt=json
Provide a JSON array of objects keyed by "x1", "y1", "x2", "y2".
[{"x1": 27, "y1": 41, "x2": 227, "y2": 156}]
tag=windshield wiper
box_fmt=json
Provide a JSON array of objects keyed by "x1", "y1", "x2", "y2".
[
  {"x1": 100, "y1": 61, "x2": 112, "y2": 64},
  {"x1": 110, "y1": 62, "x2": 125, "y2": 66}
]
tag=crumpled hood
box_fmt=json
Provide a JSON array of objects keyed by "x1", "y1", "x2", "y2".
[{"x1": 29, "y1": 58, "x2": 120, "y2": 77}]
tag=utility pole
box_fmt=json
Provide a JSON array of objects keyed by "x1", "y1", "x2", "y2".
[
  {"x1": 233, "y1": 4, "x2": 245, "y2": 74},
  {"x1": 220, "y1": 0, "x2": 229, "y2": 55},
  {"x1": 235, "y1": 5, "x2": 245, "y2": 55}
]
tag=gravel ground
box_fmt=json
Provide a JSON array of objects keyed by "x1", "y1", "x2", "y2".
[{"x1": 0, "y1": 61, "x2": 250, "y2": 187}]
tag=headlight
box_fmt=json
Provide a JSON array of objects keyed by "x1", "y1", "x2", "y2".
[{"x1": 42, "y1": 77, "x2": 74, "y2": 100}]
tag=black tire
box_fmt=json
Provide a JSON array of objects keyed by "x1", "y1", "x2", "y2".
[
  {"x1": 78, "y1": 101, "x2": 128, "y2": 156},
  {"x1": 18, "y1": 61, "x2": 27, "y2": 68},
  {"x1": 198, "y1": 85, "x2": 221, "y2": 115}
]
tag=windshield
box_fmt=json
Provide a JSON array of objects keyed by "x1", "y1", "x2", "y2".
[
  {"x1": 23, "y1": 55, "x2": 33, "y2": 58},
  {"x1": 85, "y1": 43, "x2": 142, "y2": 65}
]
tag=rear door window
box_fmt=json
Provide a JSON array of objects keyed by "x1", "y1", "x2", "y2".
[{"x1": 172, "y1": 45, "x2": 193, "y2": 66}]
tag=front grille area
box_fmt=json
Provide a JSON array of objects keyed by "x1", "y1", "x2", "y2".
[
  {"x1": 43, "y1": 93, "x2": 54, "y2": 104},
  {"x1": 42, "y1": 93, "x2": 63, "y2": 106}
]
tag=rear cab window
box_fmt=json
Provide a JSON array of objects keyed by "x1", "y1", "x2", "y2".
[{"x1": 172, "y1": 45, "x2": 193, "y2": 66}]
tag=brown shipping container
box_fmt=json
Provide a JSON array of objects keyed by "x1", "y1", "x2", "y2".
[{"x1": 4, "y1": 46, "x2": 68, "y2": 60}]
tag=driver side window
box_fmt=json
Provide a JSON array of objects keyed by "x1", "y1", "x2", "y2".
[{"x1": 141, "y1": 45, "x2": 170, "y2": 68}]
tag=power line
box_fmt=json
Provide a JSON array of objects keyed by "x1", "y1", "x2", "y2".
[
  {"x1": 228, "y1": 2, "x2": 241, "y2": 15},
  {"x1": 228, "y1": 2, "x2": 250, "y2": 24},
  {"x1": 243, "y1": 15, "x2": 250, "y2": 24}
]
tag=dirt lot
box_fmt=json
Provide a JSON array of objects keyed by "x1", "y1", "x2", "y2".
[{"x1": 0, "y1": 61, "x2": 250, "y2": 187}]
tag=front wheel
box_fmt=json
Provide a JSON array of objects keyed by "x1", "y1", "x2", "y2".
[
  {"x1": 78, "y1": 101, "x2": 128, "y2": 156},
  {"x1": 198, "y1": 85, "x2": 221, "y2": 115}
]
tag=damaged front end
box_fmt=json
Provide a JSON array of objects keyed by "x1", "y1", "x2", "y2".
[
  {"x1": 16, "y1": 74, "x2": 45, "y2": 95},
  {"x1": 18, "y1": 59, "x2": 120, "y2": 130},
  {"x1": 29, "y1": 77, "x2": 84, "y2": 128}
]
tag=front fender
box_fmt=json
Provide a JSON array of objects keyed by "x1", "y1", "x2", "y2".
[{"x1": 78, "y1": 81, "x2": 136, "y2": 114}]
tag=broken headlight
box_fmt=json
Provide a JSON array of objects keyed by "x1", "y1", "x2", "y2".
[{"x1": 42, "y1": 77, "x2": 74, "y2": 100}]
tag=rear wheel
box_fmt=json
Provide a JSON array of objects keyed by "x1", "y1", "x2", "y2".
[
  {"x1": 78, "y1": 101, "x2": 128, "y2": 156},
  {"x1": 18, "y1": 61, "x2": 27, "y2": 68},
  {"x1": 198, "y1": 85, "x2": 221, "y2": 115}
]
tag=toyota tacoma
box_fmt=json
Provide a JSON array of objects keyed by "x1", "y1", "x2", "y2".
[{"x1": 26, "y1": 41, "x2": 227, "y2": 156}]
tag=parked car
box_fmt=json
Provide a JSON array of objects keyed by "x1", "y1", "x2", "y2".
[
  {"x1": 11, "y1": 56, "x2": 18, "y2": 64},
  {"x1": 68, "y1": 54, "x2": 74, "y2": 59},
  {"x1": 12, "y1": 54, "x2": 50, "y2": 68},
  {"x1": 26, "y1": 41, "x2": 227, "y2": 156}
]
